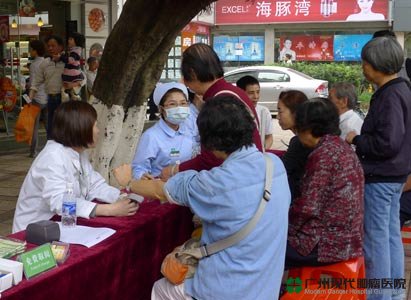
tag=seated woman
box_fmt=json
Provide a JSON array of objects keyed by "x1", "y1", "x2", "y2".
[
  {"x1": 286, "y1": 98, "x2": 364, "y2": 268},
  {"x1": 12, "y1": 101, "x2": 138, "y2": 233},
  {"x1": 131, "y1": 82, "x2": 193, "y2": 180},
  {"x1": 115, "y1": 95, "x2": 291, "y2": 300},
  {"x1": 277, "y1": 90, "x2": 311, "y2": 200}
]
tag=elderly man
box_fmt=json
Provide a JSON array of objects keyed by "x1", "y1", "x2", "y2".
[{"x1": 329, "y1": 82, "x2": 363, "y2": 140}]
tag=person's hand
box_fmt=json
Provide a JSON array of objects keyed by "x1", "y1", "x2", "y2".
[
  {"x1": 346, "y1": 131, "x2": 357, "y2": 144},
  {"x1": 160, "y1": 164, "x2": 179, "y2": 181},
  {"x1": 96, "y1": 198, "x2": 138, "y2": 217},
  {"x1": 63, "y1": 81, "x2": 81, "y2": 89},
  {"x1": 141, "y1": 173, "x2": 154, "y2": 180},
  {"x1": 113, "y1": 164, "x2": 132, "y2": 187}
]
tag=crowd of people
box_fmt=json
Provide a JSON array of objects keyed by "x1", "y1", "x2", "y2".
[{"x1": 11, "y1": 30, "x2": 411, "y2": 300}]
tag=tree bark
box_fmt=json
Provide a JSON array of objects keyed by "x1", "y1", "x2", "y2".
[{"x1": 90, "y1": 0, "x2": 215, "y2": 185}]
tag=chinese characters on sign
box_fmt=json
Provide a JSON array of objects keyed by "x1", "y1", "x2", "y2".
[
  {"x1": 216, "y1": 0, "x2": 388, "y2": 24},
  {"x1": 279, "y1": 35, "x2": 334, "y2": 61},
  {"x1": 286, "y1": 277, "x2": 407, "y2": 295},
  {"x1": 278, "y1": 34, "x2": 372, "y2": 62}
]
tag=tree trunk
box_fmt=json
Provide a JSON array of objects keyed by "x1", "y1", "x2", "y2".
[{"x1": 90, "y1": 0, "x2": 215, "y2": 185}]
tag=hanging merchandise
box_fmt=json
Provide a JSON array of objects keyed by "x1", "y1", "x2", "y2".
[
  {"x1": 19, "y1": 0, "x2": 36, "y2": 17},
  {"x1": 0, "y1": 77, "x2": 17, "y2": 113}
]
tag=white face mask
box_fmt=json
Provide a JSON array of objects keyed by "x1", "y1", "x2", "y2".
[{"x1": 164, "y1": 106, "x2": 190, "y2": 125}]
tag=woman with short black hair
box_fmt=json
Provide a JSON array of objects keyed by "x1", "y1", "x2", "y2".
[
  {"x1": 12, "y1": 101, "x2": 138, "y2": 233},
  {"x1": 286, "y1": 98, "x2": 364, "y2": 268}
]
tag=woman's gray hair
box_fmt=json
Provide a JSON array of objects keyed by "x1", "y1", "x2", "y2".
[{"x1": 361, "y1": 36, "x2": 404, "y2": 75}]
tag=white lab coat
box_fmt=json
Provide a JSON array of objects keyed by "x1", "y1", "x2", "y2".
[{"x1": 12, "y1": 140, "x2": 120, "y2": 233}]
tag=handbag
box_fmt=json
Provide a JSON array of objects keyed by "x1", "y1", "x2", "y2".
[
  {"x1": 14, "y1": 103, "x2": 41, "y2": 145},
  {"x1": 161, "y1": 154, "x2": 274, "y2": 285}
]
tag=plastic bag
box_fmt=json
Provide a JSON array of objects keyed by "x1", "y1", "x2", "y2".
[{"x1": 14, "y1": 103, "x2": 40, "y2": 145}]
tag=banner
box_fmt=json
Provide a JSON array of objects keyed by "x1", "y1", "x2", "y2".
[
  {"x1": 279, "y1": 35, "x2": 334, "y2": 61},
  {"x1": 0, "y1": 16, "x2": 9, "y2": 43},
  {"x1": 213, "y1": 35, "x2": 265, "y2": 62},
  {"x1": 333, "y1": 34, "x2": 373, "y2": 61},
  {"x1": 216, "y1": 0, "x2": 388, "y2": 24},
  {"x1": 181, "y1": 23, "x2": 210, "y2": 52},
  {"x1": 19, "y1": 0, "x2": 36, "y2": 17}
]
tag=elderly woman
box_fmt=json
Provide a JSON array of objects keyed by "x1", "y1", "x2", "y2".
[
  {"x1": 346, "y1": 36, "x2": 411, "y2": 300},
  {"x1": 115, "y1": 95, "x2": 290, "y2": 300},
  {"x1": 277, "y1": 90, "x2": 310, "y2": 200},
  {"x1": 287, "y1": 98, "x2": 364, "y2": 268},
  {"x1": 12, "y1": 101, "x2": 138, "y2": 233}
]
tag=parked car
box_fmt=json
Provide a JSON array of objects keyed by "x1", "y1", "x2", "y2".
[{"x1": 224, "y1": 66, "x2": 328, "y2": 112}]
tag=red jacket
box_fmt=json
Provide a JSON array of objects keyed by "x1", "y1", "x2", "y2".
[
  {"x1": 179, "y1": 78, "x2": 263, "y2": 172},
  {"x1": 288, "y1": 135, "x2": 364, "y2": 262}
]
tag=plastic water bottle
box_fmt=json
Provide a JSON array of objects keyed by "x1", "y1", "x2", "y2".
[{"x1": 62, "y1": 182, "x2": 76, "y2": 227}]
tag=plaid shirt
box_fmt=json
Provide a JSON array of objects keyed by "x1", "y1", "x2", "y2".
[{"x1": 288, "y1": 134, "x2": 364, "y2": 262}]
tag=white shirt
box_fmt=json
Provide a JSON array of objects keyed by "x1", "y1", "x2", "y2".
[
  {"x1": 12, "y1": 140, "x2": 120, "y2": 233},
  {"x1": 30, "y1": 57, "x2": 65, "y2": 95},
  {"x1": 256, "y1": 104, "x2": 273, "y2": 141},
  {"x1": 339, "y1": 109, "x2": 364, "y2": 140},
  {"x1": 86, "y1": 69, "x2": 97, "y2": 93},
  {"x1": 29, "y1": 57, "x2": 47, "y2": 104},
  {"x1": 131, "y1": 119, "x2": 194, "y2": 179}
]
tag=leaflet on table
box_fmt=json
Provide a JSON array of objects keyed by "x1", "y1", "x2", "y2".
[{"x1": 57, "y1": 223, "x2": 116, "y2": 248}]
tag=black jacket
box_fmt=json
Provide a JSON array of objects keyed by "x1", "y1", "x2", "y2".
[{"x1": 353, "y1": 77, "x2": 411, "y2": 183}]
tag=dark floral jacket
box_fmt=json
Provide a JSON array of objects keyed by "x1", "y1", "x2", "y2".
[{"x1": 288, "y1": 134, "x2": 364, "y2": 262}]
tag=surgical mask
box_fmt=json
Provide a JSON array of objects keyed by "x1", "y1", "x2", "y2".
[{"x1": 164, "y1": 106, "x2": 190, "y2": 125}]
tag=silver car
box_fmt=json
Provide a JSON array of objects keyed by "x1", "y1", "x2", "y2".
[{"x1": 224, "y1": 66, "x2": 328, "y2": 112}]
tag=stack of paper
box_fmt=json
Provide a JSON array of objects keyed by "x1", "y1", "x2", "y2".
[{"x1": 0, "y1": 237, "x2": 26, "y2": 258}]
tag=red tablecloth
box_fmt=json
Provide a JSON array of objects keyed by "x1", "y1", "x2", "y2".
[{"x1": 2, "y1": 201, "x2": 193, "y2": 300}]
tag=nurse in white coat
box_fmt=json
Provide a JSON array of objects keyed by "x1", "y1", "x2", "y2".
[{"x1": 12, "y1": 101, "x2": 138, "y2": 233}]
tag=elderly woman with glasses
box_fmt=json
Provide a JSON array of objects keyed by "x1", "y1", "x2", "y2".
[{"x1": 12, "y1": 101, "x2": 138, "y2": 233}]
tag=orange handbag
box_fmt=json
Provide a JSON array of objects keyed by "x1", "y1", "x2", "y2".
[{"x1": 14, "y1": 104, "x2": 41, "y2": 145}]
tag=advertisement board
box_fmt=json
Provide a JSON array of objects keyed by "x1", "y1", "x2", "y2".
[
  {"x1": 333, "y1": 34, "x2": 373, "y2": 61},
  {"x1": 213, "y1": 35, "x2": 264, "y2": 62},
  {"x1": 216, "y1": 0, "x2": 388, "y2": 24},
  {"x1": 279, "y1": 35, "x2": 334, "y2": 61}
]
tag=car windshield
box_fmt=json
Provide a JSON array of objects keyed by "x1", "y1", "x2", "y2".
[{"x1": 286, "y1": 68, "x2": 314, "y2": 80}]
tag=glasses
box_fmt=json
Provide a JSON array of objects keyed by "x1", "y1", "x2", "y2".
[{"x1": 162, "y1": 100, "x2": 189, "y2": 109}]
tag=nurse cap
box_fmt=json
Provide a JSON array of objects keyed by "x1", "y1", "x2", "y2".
[{"x1": 153, "y1": 82, "x2": 188, "y2": 106}]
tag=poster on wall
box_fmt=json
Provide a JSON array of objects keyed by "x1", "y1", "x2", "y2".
[
  {"x1": 213, "y1": 35, "x2": 238, "y2": 61},
  {"x1": 0, "y1": 16, "x2": 10, "y2": 43},
  {"x1": 279, "y1": 35, "x2": 334, "y2": 61},
  {"x1": 215, "y1": 0, "x2": 388, "y2": 24},
  {"x1": 214, "y1": 35, "x2": 264, "y2": 62},
  {"x1": 19, "y1": 0, "x2": 36, "y2": 17},
  {"x1": 85, "y1": 3, "x2": 108, "y2": 38},
  {"x1": 333, "y1": 34, "x2": 373, "y2": 61},
  {"x1": 238, "y1": 36, "x2": 264, "y2": 61}
]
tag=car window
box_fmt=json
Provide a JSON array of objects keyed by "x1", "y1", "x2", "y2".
[
  {"x1": 286, "y1": 68, "x2": 314, "y2": 80},
  {"x1": 225, "y1": 71, "x2": 257, "y2": 83},
  {"x1": 257, "y1": 71, "x2": 290, "y2": 83}
]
